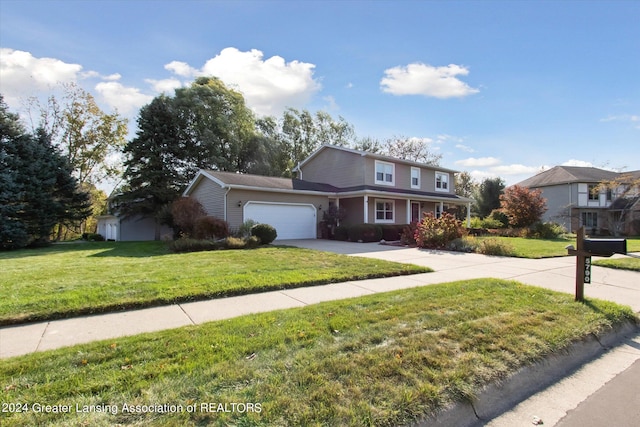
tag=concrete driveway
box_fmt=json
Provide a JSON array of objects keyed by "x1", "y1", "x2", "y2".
[{"x1": 280, "y1": 239, "x2": 640, "y2": 312}]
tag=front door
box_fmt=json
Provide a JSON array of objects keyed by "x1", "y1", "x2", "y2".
[{"x1": 411, "y1": 202, "x2": 420, "y2": 223}]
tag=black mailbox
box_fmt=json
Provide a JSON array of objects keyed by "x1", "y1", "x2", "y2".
[{"x1": 583, "y1": 238, "x2": 627, "y2": 257}]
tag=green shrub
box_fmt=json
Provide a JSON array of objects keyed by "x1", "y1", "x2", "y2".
[
  {"x1": 168, "y1": 238, "x2": 222, "y2": 253},
  {"x1": 82, "y1": 233, "x2": 105, "y2": 241},
  {"x1": 236, "y1": 219, "x2": 258, "y2": 238},
  {"x1": 334, "y1": 225, "x2": 349, "y2": 241},
  {"x1": 194, "y1": 216, "x2": 229, "y2": 240},
  {"x1": 476, "y1": 238, "x2": 516, "y2": 256},
  {"x1": 488, "y1": 209, "x2": 509, "y2": 228},
  {"x1": 446, "y1": 236, "x2": 478, "y2": 253},
  {"x1": 347, "y1": 224, "x2": 383, "y2": 243},
  {"x1": 380, "y1": 224, "x2": 406, "y2": 241},
  {"x1": 251, "y1": 223, "x2": 278, "y2": 244},
  {"x1": 526, "y1": 221, "x2": 567, "y2": 239},
  {"x1": 415, "y1": 212, "x2": 465, "y2": 249},
  {"x1": 244, "y1": 235, "x2": 261, "y2": 249}
]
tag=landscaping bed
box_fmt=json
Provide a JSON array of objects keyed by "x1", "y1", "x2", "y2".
[
  {"x1": 1, "y1": 279, "x2": 635, "y2": 426},
  {"x1": 0, "y1": 242, "x2": 430, "y2": 325}
]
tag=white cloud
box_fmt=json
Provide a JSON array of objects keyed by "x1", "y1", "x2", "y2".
[
  {"x1": 562, "y1": 159, "x2": 594, "y2": 167},
  {"x1": 455, "y1": 143, "x2": 475, "y2": 153},
  {"x1": 0, "y1": 48, "x2": 83, "y2": 106},
  {"x1": 164, "y1": 47, "x2": 321, "y2": 116},
  {"x1": 95, "y1": 81, "x2": 153, "y2": 115},
  {"x1": 164, "y1": 61, "x2": 197, "y2": 78},
  {"x1": 380, "y1": 62, "x2": 479, "y2": 98},
  {"x1": 600, "y1": 114, "x2": 640, "y2": 129},
  {"x1": 455, "y1": 157, "x2": 501, "y2": 167},
  {"x1": 145, "y1": 77, "x2": 184, "y2": 94},
  {"x1": 489, "y1": 164, "x2": 540, "y2": 175}
]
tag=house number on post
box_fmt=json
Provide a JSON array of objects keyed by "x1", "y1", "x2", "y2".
[{"x1": 584, "y1": 256, "x2": 591, "y2": 284}]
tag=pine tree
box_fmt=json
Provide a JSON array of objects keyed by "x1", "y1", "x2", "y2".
[
  {"x1": 0, "y1": 96, "x2": 91, "y2": 249},
  {"x1": 117, "y1": 95, "x2": 184, "y2": 240}
]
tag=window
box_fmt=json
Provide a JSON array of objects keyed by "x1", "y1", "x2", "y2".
[
  {"x1": 435, "y1": 172, "x2": 449, "y2": 192},
  {"x1": 375, "y1": 161, "x2": 395, "y2": 186},
  {"x1": 435, "y1": 204, "x2": 449, "y2": 218},
  {"x1": 375, "y1": 199, "x2": 394, "y2": 223},
  {"x1": 582, "y1": 212, "x2": 598, "y2": 228},
  {"x1": 588, "y1": 184, "x2": 598, "y2": 201},
  {"x1": 411, "y1": 167, "x2": 420, "y2": 189}
]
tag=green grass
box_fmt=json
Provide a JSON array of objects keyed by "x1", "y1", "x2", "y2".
[
  {"x1": 593, "y1": 257, "x2": 640, "y2": 271},
  {"x1": 0, "y1": 241, "x2": 430, "y2": 325},
  {"x1": 473, "y1": 236, "x2": 574, "y2": 258},
  {"x1": 1, "y1": 279, "x2": 635, "y2": 427}
]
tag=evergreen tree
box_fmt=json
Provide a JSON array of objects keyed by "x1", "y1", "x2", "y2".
[
  {"x1": 473, "y1": 177, "x2": 506, "y2": 218},
  {"x1": 117, "y1": 95, "x2": 184, "y2": 240},
  {"x1": 0, "y1": 97, "x2": 29, "y2": 249},
  {"x1": 0, "y1": 96, "x2": 90, "y2": 249}
]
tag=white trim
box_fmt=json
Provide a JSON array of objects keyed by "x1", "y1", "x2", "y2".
[
  {"x1": 374, "y1": 198, "x2": 395, "y2": 223},
  {"x1": 375, "y1": 160, "x2": 395, "y2": 186},
  {"x1": 411, "y1": 167, "x2": 421, "y2": 189},
  {"x1": 435, "y1": 171, "x2": 450, "y2": 192}
]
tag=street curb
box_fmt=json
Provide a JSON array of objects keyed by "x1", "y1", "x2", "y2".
[{"x1": 413, "y1": 319, "x2": 640, "y2": 427}]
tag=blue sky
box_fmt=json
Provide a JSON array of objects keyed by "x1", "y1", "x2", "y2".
[{"x1": 1, "y1": 0, "x2": 638, "y2": 187}]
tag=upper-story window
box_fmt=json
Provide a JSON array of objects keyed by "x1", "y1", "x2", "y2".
[
  {"x1": 435, "y1": 172, "x2": 449, "y2": 192},
  {"x1": 411, "y1": 167, "x2": 420, "y2": 189},
  {"x1": 588, "y1": 184, "x2": 598, "y2": 201},
  {"x1": 375, "y1": 160, "x2": 395, "y2": 186}
]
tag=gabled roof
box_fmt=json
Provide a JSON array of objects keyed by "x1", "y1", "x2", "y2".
[
  {"x1": 183, "y1": 170, "x2": 340, "y2": 196},
  {"x1": 295, "y1": 144, "x2": 460, "y2": 174},
  {"x1": 516, "y1": 166, "x2": 622, "y2": 188}
]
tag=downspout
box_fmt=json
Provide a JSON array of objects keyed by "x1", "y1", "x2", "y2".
[
  {"x1": 466, "y1": 202, "x2": 471, "y2": 228},
  {"x1": 223, "y1": 187, "x2": 231, "y2": 222}
]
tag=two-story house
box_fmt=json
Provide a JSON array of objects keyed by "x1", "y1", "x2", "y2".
[
  {"x1": 516, "y1": 166, "x2": 640, "y2": 235},
  {"x1": 181, "y1": 144, "x2": 473, "y2": 240}
]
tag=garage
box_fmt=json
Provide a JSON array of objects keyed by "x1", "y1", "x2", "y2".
[{"x1": 244, "y1": 202, "x2": 317, "y2": 240}]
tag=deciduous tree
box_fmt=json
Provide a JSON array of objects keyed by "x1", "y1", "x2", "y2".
[{"x1": 499, "y1": 185, "x2": 547, "y2": 228}]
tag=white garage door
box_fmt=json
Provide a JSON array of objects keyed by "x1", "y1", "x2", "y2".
[{"x1": 244, "y1": 202, "x2": 317, "y2": 240}]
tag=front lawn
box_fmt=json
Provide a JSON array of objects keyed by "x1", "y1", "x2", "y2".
[
  {"x1": 593, "y1": 257, "x2": 640, "y2": 271},
  {"x1": 1, "y1": 279, "x2": 635, "y2": 427},
  {"x1": 474, "y1": 236, "x2": 574, "y2": 258},
  {"x1": 0, "y1": 241, "x2": 430, "y2": 325}
]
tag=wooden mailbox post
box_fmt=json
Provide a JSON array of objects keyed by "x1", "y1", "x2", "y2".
[{"x1": 566, "y1": 227, "x2": 627, "y2": 302}]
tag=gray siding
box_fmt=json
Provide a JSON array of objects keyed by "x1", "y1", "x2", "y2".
[
  {"x1": 538, "y1": 184, "x2": 573, "y2": 230},
  {"x1": 120, "y1": 215, "x2": 172, "y2": 241},
  {"x1": 190, "y1": 177, "x2": 226, "y2": 219},
  {"x1": 301, "y1": 149, "x2": 364, "y2": 187}
]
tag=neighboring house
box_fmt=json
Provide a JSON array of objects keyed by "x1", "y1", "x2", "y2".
[
  {"x1": 516, "y1": 166, "x2": 640, "y2": 236},
  {"x1": 183, "y1": 145, "x2": 473, "y2": 240},
  {"x1": 96, "y1": 213, "x2": 173, "y2": 241}
]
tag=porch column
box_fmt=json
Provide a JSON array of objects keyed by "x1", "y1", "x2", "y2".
[
  {"x1": 406, "y1": 199, "x2": 411, "y2": 224},
  {"x1": 439, "y1": 201, "x2": 444, "y2": 217},
  {"x1": 363, "y1": 196, "x2": 369, "y2": 223},
  {"x1": 466, "y1": 202, "x2": 471, "y2": 227},
  {"x1": 336, "y1": 198, "x2": 340, "y2": 226}
]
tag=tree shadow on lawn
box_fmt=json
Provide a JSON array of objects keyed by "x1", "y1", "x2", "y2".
[{"x1": 0, "y1": 241, "x2": 171, "y2": 260}]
